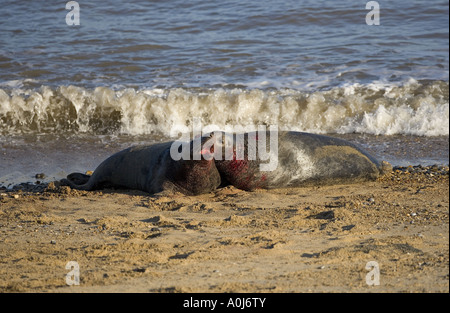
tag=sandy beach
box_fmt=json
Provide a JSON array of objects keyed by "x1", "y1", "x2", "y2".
[{"x1": 0, "y1": 166, "x2": 448, "y2": 293}]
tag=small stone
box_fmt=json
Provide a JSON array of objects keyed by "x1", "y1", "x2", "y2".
[
  {"x1": 45, "y1": 181, "x2": 58, "y2": 191},
  {"x1": 50, "y1": 240, "x2": 56, "y2": 244},
  {"x1": 133, "y1": 267, "x2": 147, "y2": 273},
  {"x1": 13, "y1": 194, "x2": 19, "y2": 199}
]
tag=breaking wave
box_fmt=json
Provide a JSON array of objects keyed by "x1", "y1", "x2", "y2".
[{"x1": 0, "y1": 79, "x2": 448, "y2": 137}]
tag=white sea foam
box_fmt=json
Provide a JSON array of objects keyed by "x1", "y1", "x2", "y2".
[{"x1": 0, "y1": 80, "x2": 448, "y2": 137}]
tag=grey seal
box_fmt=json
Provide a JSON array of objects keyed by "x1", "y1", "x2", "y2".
[
  {"x1": 63, "y1": 134, "x2": 221, "y2": 195},
  {"x1": 212, "y1": 131, "x2": 390, "y2": 191}
]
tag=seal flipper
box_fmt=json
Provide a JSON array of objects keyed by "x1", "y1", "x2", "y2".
[
  {"x1": 67, "y1": 173, "x2": 91, "y2": 185},
  {"x1": 63, "y1": 172, "x2": 96, "y2": 190}
]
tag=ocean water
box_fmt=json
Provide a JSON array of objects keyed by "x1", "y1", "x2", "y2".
[{"x1": 0, "y1": 0, "x2": 448, "y2": 187}]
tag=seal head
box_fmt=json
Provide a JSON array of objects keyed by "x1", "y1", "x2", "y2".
[{"x1": 213, "y1": 131, "x2": 387, "y2": 190}]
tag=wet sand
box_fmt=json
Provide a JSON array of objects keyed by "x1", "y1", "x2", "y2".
[{"x1": 0, "y1": 167, "x2": 448, "y2": 293}]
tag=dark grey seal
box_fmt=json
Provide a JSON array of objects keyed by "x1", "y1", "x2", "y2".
[
  {"x1": 212, "y1": 131, "x2": 391, "y2": 191},
  {"x1": 63, "y1": 134, "x2": 221, "y2": 195}
]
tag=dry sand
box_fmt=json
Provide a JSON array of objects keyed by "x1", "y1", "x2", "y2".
[{"x1": 0, "y1": 167, "x2": 448, "y2": 293}]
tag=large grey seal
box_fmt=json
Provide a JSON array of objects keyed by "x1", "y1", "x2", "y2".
[
  {"x1": 63, "y1": 134, "x2": 221, "y2": 195},
  {"x1": 211, "y1": 131, "x2": 390, "y2": 191}
]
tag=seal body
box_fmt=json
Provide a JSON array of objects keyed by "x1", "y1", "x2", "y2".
[
  {"x1": 213, "y1": 131, "x2": 386, "y2": 190},
  {"x1": 64, "y1": 135, "x2": 221, "y2": 195},
  {"x1": 64, "y1": 131, "x2": 389, "y2": 195}
]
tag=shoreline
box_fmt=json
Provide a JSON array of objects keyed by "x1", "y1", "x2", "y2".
[
  {"x1": 2, "y1": 164, "x2": 449, "y2": 192},
  {"x1": 1, "y1": 133, "x2": 448, "y2": 189},
  {"x1": 0, "y1": 166, "x2": 448, "y2": 292}
]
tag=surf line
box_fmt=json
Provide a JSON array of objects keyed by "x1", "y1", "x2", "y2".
[{"x1": 169, "y1": 117, "x2": 279, "y2": 172}]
